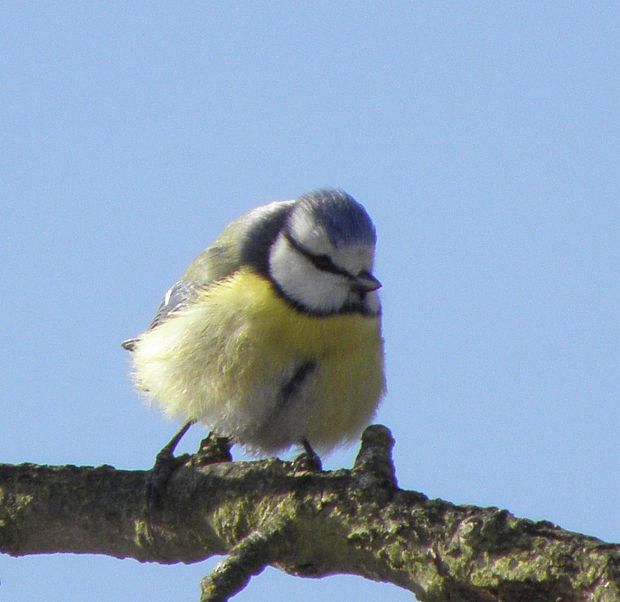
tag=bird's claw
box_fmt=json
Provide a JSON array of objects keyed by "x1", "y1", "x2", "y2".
[{"x1": 292, "y1": 438, "x2": 323, "y2": 472}]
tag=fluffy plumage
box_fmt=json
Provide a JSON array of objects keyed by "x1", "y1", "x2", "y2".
[{"x1": 124, "y1": 189, "x2": 385, "y2": 455}]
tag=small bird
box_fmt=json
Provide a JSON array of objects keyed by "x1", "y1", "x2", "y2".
[{"x1": 123, "y1": 188, "x2": 385, "y2": 467}]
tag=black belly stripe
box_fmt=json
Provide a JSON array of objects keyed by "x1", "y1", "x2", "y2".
[{"x1": 279, "y1": 361, "x2": 317, "y2": 407}]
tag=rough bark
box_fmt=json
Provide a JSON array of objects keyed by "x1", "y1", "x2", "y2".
[{"x1": 0, "y1": 425, "x2": 617, "y2": 601}]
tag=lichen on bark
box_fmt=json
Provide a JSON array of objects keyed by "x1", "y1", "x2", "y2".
[{"x1": 0, "y1": 425, "x2": 618, "y2": 601}]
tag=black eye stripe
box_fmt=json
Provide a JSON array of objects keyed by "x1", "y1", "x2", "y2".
[{"x1": 283, "y1": 232, "x2": 351, "y2": 278}]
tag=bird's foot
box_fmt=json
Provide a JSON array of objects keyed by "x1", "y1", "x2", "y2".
[
  {"x1": 146, "y1": 449, "x2": 190, "y2": 512},
  {"x1": 145, "y1": 420, "x2": 195, "y2": 512},
  {"x1": 292, "y1": 438, "x2": 323, "y2": 472}
]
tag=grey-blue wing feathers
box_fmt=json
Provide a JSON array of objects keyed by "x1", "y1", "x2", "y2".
[
  {"x1": 120, "y1": 281, "x2": 204, "y2": 351},
  {"x1": 148, "y1": 280, "x2": 205, "y2": 330}
]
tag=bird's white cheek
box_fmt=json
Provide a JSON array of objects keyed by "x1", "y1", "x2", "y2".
[
  {"x1": 269, "y1": 237, "x2": 348, "y2": 312},
  {"x1": 279, "y1": 264, "x2": 349, "y2": 312}
]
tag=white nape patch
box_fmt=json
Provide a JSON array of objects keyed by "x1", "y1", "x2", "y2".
[{"x1": 269, "y1": 235, "x2": 349, "y2": 312}]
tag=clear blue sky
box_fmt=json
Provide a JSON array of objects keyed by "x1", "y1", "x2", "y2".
[{"x1": 1, "y1": 3, "x2": 618, "y2": 601}]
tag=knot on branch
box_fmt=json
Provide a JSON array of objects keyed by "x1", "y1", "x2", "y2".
[{"x1": 352, "y1": 425, "x2": 398, "y2": 496}]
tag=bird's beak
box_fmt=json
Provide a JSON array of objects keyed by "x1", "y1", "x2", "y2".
[{"x1": 354, "y1": 271, "x2": 382, "y2": 292}]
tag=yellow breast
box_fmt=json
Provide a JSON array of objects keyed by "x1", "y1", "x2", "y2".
[{"x1": 132, "y1": 268, "x2": 385, "y2": 453}]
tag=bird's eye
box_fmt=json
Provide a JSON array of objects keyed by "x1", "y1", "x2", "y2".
[
  {"x1": 313, "y1": 254, "x2": 334, "y2": 270},
  {"x1": 309, "y1": 254, "x2": 351, "y2": 277}
]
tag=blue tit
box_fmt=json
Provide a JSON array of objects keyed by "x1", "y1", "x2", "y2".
[{"x1": 123, "y1": 188, "x2": 385, "y2": 458}]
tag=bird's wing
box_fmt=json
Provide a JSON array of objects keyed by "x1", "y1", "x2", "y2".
[
  {"x1": 122, "y1": 199, "x2": 294, "y2": 351},
  {"x1": 121, "y1": 280, "x2": 204, "y2": 351},
  {"x1": 148, "y1": 280, "x2": 206, "y2": 330}
]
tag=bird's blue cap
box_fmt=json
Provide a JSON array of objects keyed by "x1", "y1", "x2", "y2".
[{"x1": 295, "y1": 189, "x2": 377, "y2": 247}]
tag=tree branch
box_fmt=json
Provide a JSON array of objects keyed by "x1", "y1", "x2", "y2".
[{"x1": 0, "y1": 425, "x2": 618, "y2": 601}]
